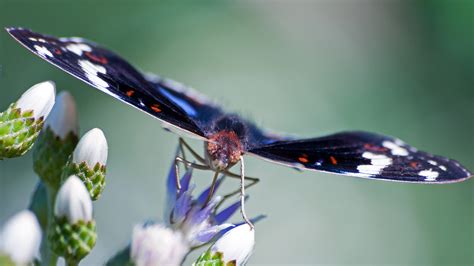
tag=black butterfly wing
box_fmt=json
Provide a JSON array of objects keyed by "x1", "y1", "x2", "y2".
[
  {"x1": 6, "y1": 27, "x2": 206, "y2": 138},
  {"x1": 144, "y1": 73, "x2": 295, "y2": 147},
  {"x1": 248, "y1": 131, "x2": 472, "y2": 183},
  {"x1": 143, "y1": 73, "x2": 225, "y2": 131}
]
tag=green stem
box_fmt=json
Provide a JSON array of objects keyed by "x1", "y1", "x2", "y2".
[
  {"x1": 40, "y1": 184, "x2": 58, "y2": 266},
  {"x1": 65, "y1": 258, "x2": 78, "y2": 266}
]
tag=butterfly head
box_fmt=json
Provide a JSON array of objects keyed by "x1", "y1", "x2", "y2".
[{"x1": 206, "y1": 130, "x2": 243, "y2": 171}]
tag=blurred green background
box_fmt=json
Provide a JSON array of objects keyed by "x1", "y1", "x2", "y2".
[{"x1": 1, "y1": 1, "x2": 473, "y2": 265}]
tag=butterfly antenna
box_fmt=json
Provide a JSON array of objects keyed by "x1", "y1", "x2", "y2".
[{"x1": 240, "y1": 156, "x2": 254, "y2": 229}]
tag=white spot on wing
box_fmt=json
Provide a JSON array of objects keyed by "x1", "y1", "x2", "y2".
[
  {"x1": 419, "y1": 169, "x2": 439, "y2": 181},
  {"x1": 382, "y1": 141, "x2": 409, "y2": 156},
  {"x1": 394, "y1": 138, "x2": 405, "y2": 146},
  {"x1": 427, "y1": 160, "x2": 437, "y2": 166},
  {"x1": 357, "y1": 152, "x2": 392, "y2": 175},
  {"x1": 28, "y1": 37, "x2": 38, "y2": 41},
  {"x1": 439, "y1": 165, "x2": 447, "y2": 171},
  {"x1": 66, "y1": 43, "x2": 91, "y2": 56},
  {"x1": 78, "y1": 60, "x2": 109, "y2": 89},
  {"x1": 34, "y1": 45, "x2": 53, "y2": 58}
]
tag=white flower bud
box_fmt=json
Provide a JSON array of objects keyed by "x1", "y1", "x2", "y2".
[
  {"x1": 72, "y1": 128, "x2": 108, "y2": 167},
  {"x1": 44, "y1": 91, "x2": 78, "y2": 139},
  {"x1": 54, "y1": 175, "x2": 93, "y2": 223},
  {"x1": 131, "y1": 223, "x2": 189, "y2": 266},
  {"x1": 0, "y1": 210, "x2": 42, "y2": 264},
  {"x1": 16, "y1": 81, "x2": 55, "y2": 120},
  {"x1": 210, "y1": 224, "x2": 255, "y2": 265}
]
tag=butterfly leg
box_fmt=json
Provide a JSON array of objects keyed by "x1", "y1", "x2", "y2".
[
  {"x1": 215, "y1": 171, "x2": 259, "y2": 211},
  {"x1": 178, "y1": 137, "x2": 207, "y2": 164},
  {"x1": 174, "y1": 156, "x2": 210, "y2": 193},
  {"x1": 202, "y1": 170, "x2": 220, "y2": 207},
  {"x1": 239, "y1": 156, "x2": 254, "y2": 229}
]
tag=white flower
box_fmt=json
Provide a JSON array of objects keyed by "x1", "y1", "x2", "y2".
[
  {"x1": 54, "y1": 175, "x2": 93, "y2": 223},
  {"x1": 72, "y1": 128, "x2": 108, "y2": 167},
  {"x1": 131, "y1": 223, "x2": 189, "y2": 266},
  {"x1": 210, "y1": 224, "x2": 255, "y2": 265},
  {"x1": 16, "y1": 81, "x2": 55, "y2": 120},
  {"x1": 0, "y1": 210, "x2": 42, "y2": 265},
  {"x1": 44, "y1": 91, "x2": 78, "y2": 139}
]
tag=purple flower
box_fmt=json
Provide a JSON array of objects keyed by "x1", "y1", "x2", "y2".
[{"x1": 164, "y1": 161, "x2": 255, "y2": 247}]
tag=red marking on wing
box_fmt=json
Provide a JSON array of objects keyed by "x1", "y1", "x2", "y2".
[
  {"x1": 364, "y1": 143, "x2": 388, "y2": 152},
  {"x1": 329, "y1": 156, "x2": 337, "y2": 165},
  {"x1": 53, "y1": 48, "x2": 62, "y2": 55},
  {"x1": 151, "y1": 104, "x2": 162, "y2": 113},
  {"x1": 126, "y1": 90, "x2": 135, "y2": 97},
  {"x1": 85, "y1": 52, "x2": 108, "y2": 64},
  {"x1": 410, "y1": 161, "x2": 419, "y2": 168},
  {"x1": 298, "y1": 154, "x2": 309, "y2": 163}
]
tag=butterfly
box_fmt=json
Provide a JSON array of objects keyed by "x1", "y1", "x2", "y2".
[{"x1": 6, "y1": 27, "x2": 472, "y2": 225}]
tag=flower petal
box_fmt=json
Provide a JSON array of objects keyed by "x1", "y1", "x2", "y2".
[
  {"x1": 131, "y1": 223, "x2": 189, "y2": 266},
  {"x1": 16, "y1": 81, "x2": 55, "y2": 120},
  {"x1": 54, "y1": 175, "x2": 93, "y2": 223},
  {"x1": 215, "y1": 196, "x2": 248, "y2": 224},
  {"x1": 0, "y1": 210, "x2": 42, "y2": 264},
  {"x1": 194, "y1": 223, "x2": 234, "y2": 244},
  {"x1": 72, "y1": 128, "x2": 108, "y2": 166},
  {"x1": 210, "y1": 223, "x2": 255, "y2": 265},
  {"x1": 178, "y1": 168, "x2": 193, "y2": 197},
  {"x1": 190, "y1": 196, "x2": 221, "y2": 226},
  {"x1": 172, "y1": 185, "x2": 194, "y2": 224},
  {"x1": 45, "y1": 91, "x2": 78, "y2": 139},
  {"x1": 196, "y1": 176, "x2": 224, "y2": 206}
]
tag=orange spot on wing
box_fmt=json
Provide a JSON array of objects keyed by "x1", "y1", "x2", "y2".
[
  {"x1": 54, "y1": 48, "x2": 62, "y2": 55},
  {"x1": 364, "y1": 143, "x2": 388, "y2": 152},
  {"x1": 329, "y1": 156, "x2": 337, "y2": 165},
  {"x1": 410, "y1": 161, "x2": 419, "y2": 168},
  {"x1": 126, "y1": 90, "x2": 135, "y2": 97},
  {"x1": 151, "y1": 104, "x2": 162, "y2": 113},
  {"x1": 298, "y1": 154, "x2": 309, "y2": 163},
  {"x1": 85, "y1": 52, "x2": 108, "y2": 64}
]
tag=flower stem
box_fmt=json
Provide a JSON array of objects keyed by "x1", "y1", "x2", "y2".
[
  {"x1": 40, "y1": 184, "x2": 58, "y2": 266},
  {"x1": 65, "y1": 258, "x2": 78, "y2": 266}
]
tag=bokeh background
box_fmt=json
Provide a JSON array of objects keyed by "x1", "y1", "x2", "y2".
[{"x1": 1, "y1": 1, "x2": 473, "y2": 265}]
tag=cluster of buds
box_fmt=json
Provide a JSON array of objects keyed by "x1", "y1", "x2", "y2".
[
  {"x1": 0, "y1": 81, "x2": 55, "y2": 159},
  {"x1": 0, "y1": 81, "x2": 110, "y2": 265}
]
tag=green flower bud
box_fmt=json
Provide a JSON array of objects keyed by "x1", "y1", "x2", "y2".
[
  {"x1": 61, "y1": 128, "x2": 108, "y2": 200},
  {"x1": 0, "y1": 81, "x2": 55, "y2": 159},
  {"x1": 0, "y1": 254, "x2": 15, "y2": 266},
  {"x1": 33, "y1": 91, "x2": 79, "y2": 189},
  {"x1": 49, "y1": 218, "x2": 96, "y2": 264},
  {"x1": 49, "y1": 176, "x2": 96, "y2": 263},
  {"x1": 194, "y1": 250, "x2": 234, "y2": 266}
]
